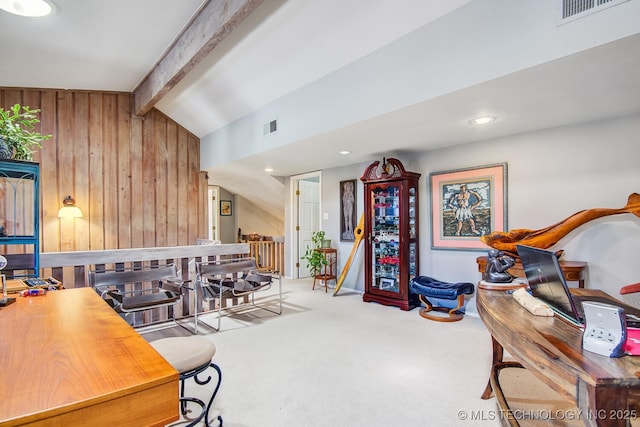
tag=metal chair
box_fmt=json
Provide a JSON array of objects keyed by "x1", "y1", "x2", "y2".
[
  {"x1": 194, "y1": 257, "x2": 282, "y2": 332},
  {"x1": 88, "y1": 264, "x2": 189, "y2": 331}
]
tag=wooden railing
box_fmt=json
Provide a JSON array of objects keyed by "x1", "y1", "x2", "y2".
[{"x1": 247, "y1": 240, "x2": 285, "y2": 274}]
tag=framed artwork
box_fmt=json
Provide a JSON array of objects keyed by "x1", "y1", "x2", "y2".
[
  {"x1": 430, "y1": 163, "x2": 507, "y2": 251},
  {"x1": 379, "y1": 277, "x2": 396, "y2": 291},
  {"x1": 220, "y1": 200, "x2": 232, "y2": 216},
  {"x1": 340, "y1": 179, "x2": 357, "y2": 242}
]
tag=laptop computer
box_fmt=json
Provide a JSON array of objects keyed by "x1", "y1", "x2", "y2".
[{"x1": 516, "y1": 245, "x2": 640, "y2": 328}]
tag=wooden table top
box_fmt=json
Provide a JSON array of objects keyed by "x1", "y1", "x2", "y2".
[
  {"x1": 0, "y1": 287, "x2": 179, "y2": 427},
  {"x1": 477, "y1": 288, "x2": 640, "y2": 402}
]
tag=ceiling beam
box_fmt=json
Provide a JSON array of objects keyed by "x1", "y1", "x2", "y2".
[{"x1": 133, "y1": 0, "x2": 264, "y2": 116}]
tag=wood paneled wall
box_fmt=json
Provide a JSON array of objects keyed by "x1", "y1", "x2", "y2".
[{"x1": 1, "y1": 88, "x2": 207, "y2": 253}]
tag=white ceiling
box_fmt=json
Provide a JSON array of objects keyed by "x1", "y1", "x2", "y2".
[
  {"x1": 155, "y1": 0, "x2": 472, "y2": 137},
  {"x1": 0, "y1": 0, "x2": 205, "y2": 91},
  {"x1": 2, "y1": 0, "x2": 640, "y2": 219}
]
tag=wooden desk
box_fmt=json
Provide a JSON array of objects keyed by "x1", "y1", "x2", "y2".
[
  {"x1": 476, "y1": 256, "x2": 587, "y2": 288},
  {"x1": 477, "y1": 288, "x2": 640, "y2": 427},
  {"x1": 0, "y1": 288, "x2": 179, "y2": 427}
]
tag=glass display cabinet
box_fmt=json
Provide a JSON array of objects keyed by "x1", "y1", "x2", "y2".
[
  {"x1": 0, "y1": 159, "x2": 40, "y2": 277},
  {"x1": 361, "y1": 158, "x2": 420, "y2": 310}
]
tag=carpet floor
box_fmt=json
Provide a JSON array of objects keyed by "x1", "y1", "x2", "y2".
[{"x1": 140, "y1": 277, "x2": 594, "y2": 427}]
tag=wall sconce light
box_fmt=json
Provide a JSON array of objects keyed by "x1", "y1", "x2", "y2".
[{"x1": 57, "y1": 196, "x2": 83, "y2": 218}]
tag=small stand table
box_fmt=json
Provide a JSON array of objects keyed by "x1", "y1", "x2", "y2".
[
  {"x1": 476, "y1": 256, "x2": 587, "y2": 288},
  {"x1": 313, "y1": 248, "x2": 337, "y2": 293}
]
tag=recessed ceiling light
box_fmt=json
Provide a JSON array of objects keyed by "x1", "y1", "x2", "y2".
[
  {"x1": 264, "y1": 167, "x2": 274, "y2": 173},
  {"x1": 339, "y1": 150, "x2": 351, "y2": 155},
  {"x1": 469, "y1": 116, "x2": 496, "y2": 126},
  {"x1": 0, "y1": 0, "x2": 54, "y2": 17}
]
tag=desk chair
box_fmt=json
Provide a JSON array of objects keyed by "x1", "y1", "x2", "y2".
[{"x1": 88, "y1": 264, "x2": 187, "y2": 330}]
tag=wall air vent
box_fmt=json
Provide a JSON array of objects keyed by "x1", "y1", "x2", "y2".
[
  {"x1": 560, "y1": 0, "x2": 630, "y2": 22},
  {"x1": 263, "y1": 119, "x2": 278, "y2": 136}
]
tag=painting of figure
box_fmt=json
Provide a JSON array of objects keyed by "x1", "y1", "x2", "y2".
[
  {"x1": 340, "y1": 180, "x2": 356, "y2": 241},
  {"x1": 443, "y1": 181, "x2": 490, "y2": 237},
  {"x1": 430, "y1": 164, "x2": 507, "y2": 250}
]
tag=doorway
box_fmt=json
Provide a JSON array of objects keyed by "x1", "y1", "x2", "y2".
[{"x1": 291, "y1": 172, "x2": 321, "y2": 278}]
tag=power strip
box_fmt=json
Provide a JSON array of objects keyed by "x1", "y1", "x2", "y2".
[{"x1": 582, "y1": 301, "x2": 626, "y2": 358}]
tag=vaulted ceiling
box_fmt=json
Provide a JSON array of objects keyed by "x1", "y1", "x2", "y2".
[{"x1": 2, "y1": 0, "x2": 640, "y2": 219}]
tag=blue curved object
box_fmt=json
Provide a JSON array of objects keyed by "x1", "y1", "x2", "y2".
[{"x1": 409, "y1": 276, "x2": 474, "y2": 300}]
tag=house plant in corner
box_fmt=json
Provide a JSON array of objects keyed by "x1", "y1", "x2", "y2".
[
  {"x1": 301, "y1": 231, "x2": 329, "y2": 277},
  {"x1": 0, "y1": 104, "x2": 51, "y2": 160}
]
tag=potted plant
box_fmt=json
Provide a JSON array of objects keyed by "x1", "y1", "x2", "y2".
[
  {"x1": 0, "y1": 104, "x2": 51, "y2": 160},
  {"x1": 301, "y1": 231, "x2": 329, "y2": 276}
]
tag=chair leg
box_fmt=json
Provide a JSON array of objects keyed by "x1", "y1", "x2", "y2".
[
  {"x1": 195, "y1": 276, "x2": 282, "y2": 332},
  {"x1": 417, "y1": 294, "x2": 466, "y2": 322}
]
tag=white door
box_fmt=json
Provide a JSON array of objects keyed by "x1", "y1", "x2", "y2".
[{"x1": 296, "y1": 175, "x2": 320, "y2": 278}]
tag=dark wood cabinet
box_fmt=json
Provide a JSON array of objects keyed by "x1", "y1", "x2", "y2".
[{"x1": 361, "y1": 158, "x2": 420, "y2": 310}]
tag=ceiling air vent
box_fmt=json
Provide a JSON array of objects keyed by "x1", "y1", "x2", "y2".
[
  {"x1": 263, "y1": 119, "x2": 278, "y2": 136},
  {"x1": 560, "y1": 0, "x2": 630, "y2": 22}
]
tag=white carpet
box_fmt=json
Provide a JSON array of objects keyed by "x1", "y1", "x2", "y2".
[{"x1": 144, "y1": 278, "x2": 506, "y2": 427}]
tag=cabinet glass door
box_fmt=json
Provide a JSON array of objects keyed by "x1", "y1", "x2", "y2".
[
  {"x1": 408, "y1": 186, "x2": 417, "y2": 281},
  {"x1": 370, "y1": 185, "x2": 400, "y2": 294},
  {"x1": 0, "y1": 169, "x2": 37, "y2": 238},
  {"x1": 0, "y1": 160, "x2": 40, "y2": 278},
  {"x1": 408, "y1": 187, "x2": 416, "y2": 239}
]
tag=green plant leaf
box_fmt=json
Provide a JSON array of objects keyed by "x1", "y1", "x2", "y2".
[{"x1": 0, "y1": 104, "x2": 51, "y2": 160}]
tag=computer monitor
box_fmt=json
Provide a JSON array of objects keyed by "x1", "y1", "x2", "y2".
[{"x1": 517, "y1": 244, "x2": 581, "y2": 323}]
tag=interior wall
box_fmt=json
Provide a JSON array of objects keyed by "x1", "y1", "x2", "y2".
[
  {"x1": 200, "y1": 0, "x2": 640, "y2": 169},
  {"x1": 420, "y1": 113, "x2": 640, "y2": 298},
  {"x1": 0, "y1": 87, "x2": 206, "y2": 253},
  {"x1": 317, "y1": 162, "x2": 368, "y2": 286},
  {"x1": 217, "y1": 187, "x2": 237, "y2": 243},
  {"x1": 236, "y1": 195, "x2": 284, "y2": 238},
  {"x1": 317, "y1": 113, "x2": 640, "y2": 300}
]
